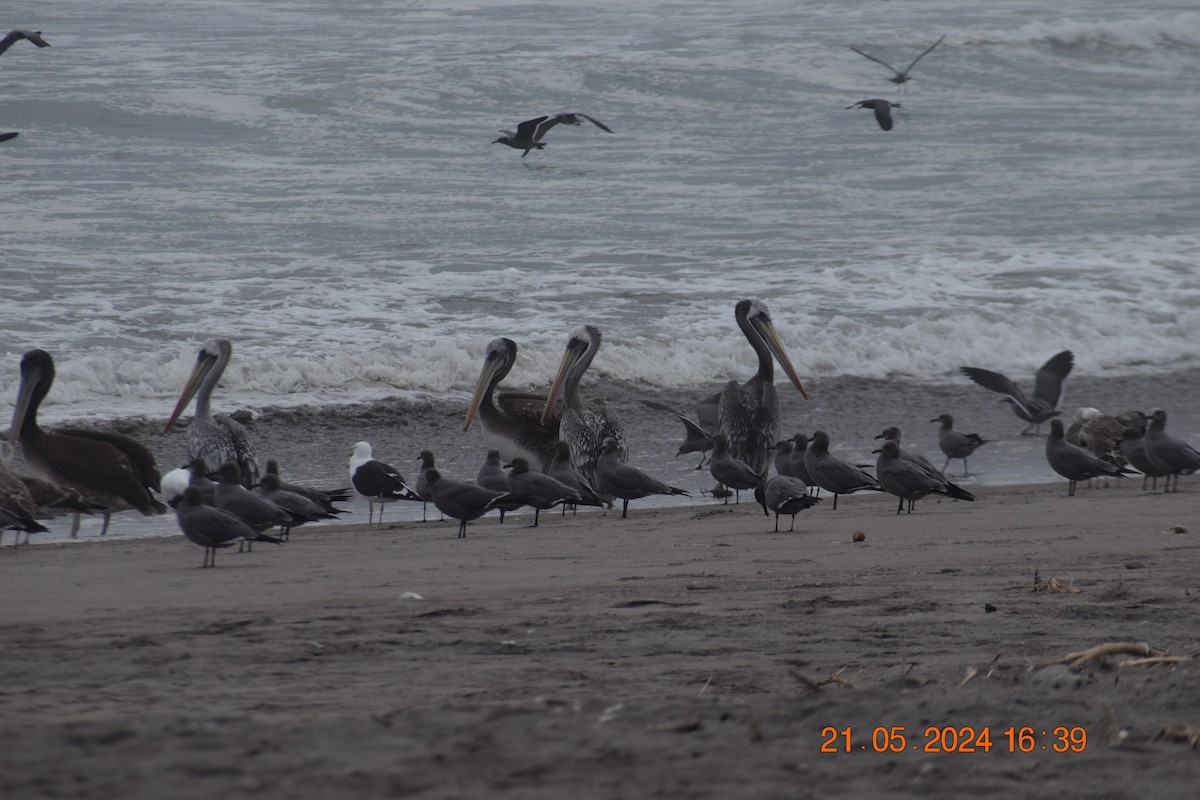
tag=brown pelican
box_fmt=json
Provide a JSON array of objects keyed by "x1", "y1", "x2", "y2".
[
  {"x1": 849, "y1": 35, "x2": 945, "y2": 85},
  {"x1": 718, "y1": 300, "x2": 809, "y2": 478},
  {"x1": 10, "y1": 349, "x2": 166, "y2": 536},
  {"x1": 464, "y1": 338, "x2": 560, "y2": 472},
  {"x1": 873, "y1": 439, "x2": 974, "y2": 514},
  {"x1": 846, "y1": 99, "x2": 902, "y2": 131},
  {"x1": 163, "y1": 338, "x2": 259, "y2": 487},
  {"x1": 930, "y1": 413, "x2": 988, "y2": 476},
  {"x1": 0, "y1": 29, "x2": 51, "y2": 56},
  {"x1": 1045, "y1": 419, "x2": 1134, "y2": 496},
  {"x1": 961, "y1": 350, "x2": 1074, "y2": 435},
  {"x1": 493, "y1": 112, "x2": 614, "y2": 157},
  {"x1": 174, "y1": 486, "x2": 282, "y2": 568},
  {"x1": 541, "y1": 325, "x2": 626, "y2": 492},
  {"x1": 348, "y1": 441, "x2": 421, "y2": 524}
]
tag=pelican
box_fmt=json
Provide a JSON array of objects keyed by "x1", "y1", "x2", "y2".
[
  {"x1": 849, "y1": 34, "x2": 945, "y2": 85},
  {"x1": 464, "y1": 338, "x2": 560, "y2": 472},
  {"x1": 0, "y1": 460, "x2": 47, "y2": 545},
  {"x1": 960, "y1": 351, "x2": 1074, "y2": 435},
  {"x1": 541, "y1": 325, "x2": 626, "y2": 492},
  {"x1": 163, "y1": 338, "x2": 259, "y2": 488},
  {"x1": 846, "y1": 99, "x2": 902, "y2": 131},
  {"x1": 493, "y1": 112, "x2": 614, "y2": 157},
  {"x1": 0, "y1": 29, "x2": 51, "y2": 56},
  {"x1": 10, "y1": 349, "x2": 166, "y2": 536},
  {"x1": 718, "y1": 300, "x2": 809, "y2": 478}
]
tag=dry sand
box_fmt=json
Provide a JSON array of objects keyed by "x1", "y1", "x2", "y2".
[{"x1": 2, "y1": 480, "x2": 1199, "y2": 799}]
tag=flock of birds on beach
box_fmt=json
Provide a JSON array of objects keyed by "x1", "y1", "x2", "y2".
[{"x1": 3, "y1": 298, "x2": 1200, "y2": 566}]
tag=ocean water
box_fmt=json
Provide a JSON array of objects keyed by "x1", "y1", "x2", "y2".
[{"x1": 2, "y1": 1, "x2": 1198, "y2": 421}]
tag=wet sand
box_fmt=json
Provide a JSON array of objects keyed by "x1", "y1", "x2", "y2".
[{"x1": 2, "y1": 480, "x2": 1199, "y2": 798}]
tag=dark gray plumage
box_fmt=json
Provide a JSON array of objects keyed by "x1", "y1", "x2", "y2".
[
  {"x1": 803, "y1": 430, "x2": 881, "y2": 510},
  {"x1": 258, "y1": 473, "x2": 339, "y2": 540},
  {"x1": 0, "y1": 29, "x2": 51, "y2": 55},
  {"x1": 754, "y1": 475, "x2": 820, "y2": 532},
  {"x1": 1045, "y1": 419, "x2": 1134, "y2": 496},
  {"x1": 960, "y1": 351, "x2": 1074, "y2": 435},
  {"x1": 415, "y1": 450, "x2": 439, "y2": 522},
  {"x1": 476, "y1": 448, "x2": 525, "y2": 523},
  {"x1": 548, "y1": 441, "x2": 605, "y2": 515},
  {"x1": 643, "y1": 398, "x2": 717, "y2": 470},
  {"x1": 874, "y1": 439, "x2": 975, "y2": 514},
  {"x1": 846, "y1": 99, "x2": 902, "y2": 131},
  {"x1": 493, "y1": 112, "x2": 614, "y2": 157},
  {"x1": 264, "y1": 459, "x2": 352, "y2": 515},
  {"x1": 214, "y1": 462, "x2": 293, "y2": 546},
  {"x1": 773, "y1": 440, "x2": 795, "y2": 478},
  {"x1": 708, "y1": 433, "x2": 764, "y2": 505},
  {"x1": 930, "y1": 413, "x2": 987, "y2": 476},
  {"x1": 849, "y1": 34, "x2": 945, "y2": 85},
  {"x1": 424, "y1": 468, "x2": 513, "y2": 538},
  {"x1": 507, "y1": 456, "x2": 601, "y2": 526},
  {"x1": 174, "y1": 486, "x2": 282, "y2": 568},
  {"x1": 1141, "y1": 410, "x2": 1200, "y2": 493},
  {"x1": 593, "y1": 437, "x2": 689, "y2": 518},
  {"x1": 873, "y1": 426, "x2": 940, "y2": 476},
  {"x1": 1119, "y1": 427, "x2": 1167, "y2": 491},
  {"x1": 787, "y1": 433, "x2": 815, "y2": 490}
]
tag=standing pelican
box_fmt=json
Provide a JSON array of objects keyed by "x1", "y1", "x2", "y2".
[
  {"x1": 718, "y1": 300, "x2": 809, "y2": 478},
  {"x1": 541, "y1": 325, "x2": 626, "y2": 490},
  {"x1": 464, "y1": 338, "x2": 560, "y2": 472},
  {"x1": 10, "y1": 349, "x2": 166, "y2": 536},
  {"x1": 163, "y1": 338, "x2": 259, "y2": 488}
]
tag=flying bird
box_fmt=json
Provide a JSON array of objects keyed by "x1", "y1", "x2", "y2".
[
  {"x1": 960, "y1": 350, "x2": 1074, "y2": 435},
  {"x1": 0, "y1": 29, "x2": 51, "y2": 56},
  {"x1": 846, "y1": 99, "x2": 902, "y2": 131},
  {"x1": 849, "y1": 34, "x2": 945, "y2": 85},
  {"x1": 493, "y1": 113, "x2": 613, "y2": 157}
]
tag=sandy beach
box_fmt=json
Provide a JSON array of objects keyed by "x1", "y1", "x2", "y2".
[{"x1": 2, "y1": 477, "x2": 1199, "y2": 799}]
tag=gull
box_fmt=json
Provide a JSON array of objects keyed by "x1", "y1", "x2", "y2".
[
  {"x1": 1141, "y1": 409, "x2": 1200, "y2": 493},
  {"x1": 708, "y1": 433, "x2": 764, "y2": 505},
  {"x1": 348, "y1": 441, "x2": 421, "y2": 525},
  {"x1": 476, "y1": 448, "x2": 526, "y2": 523},
  {"x1": 493, "y1": 112, "x2": 613, "y2": 157},
  {"x1": 1118, "y1": 428, "x2": 1167, "y2": 492},
  {"x1": 803, "y1": 430, "x2": 881, "y2": 510},
  {"x1": 960, "y1": 350, "x2": 1074, "y2": 435},
  {"x1": 507, "y1": 456, "x2": 602, "y2": 526},
  {"x1": 174, "y1": 486, "x2": 282, "y2": 568},
  {"x1": 849, "y1": 34, "x2": 945, "y2": 85},
  {"x1": 1045, "y1": 420, "x2": 1134, "y2": 496},
  {"x1": 424, "y1": 468, "x2": 516, "y2": 538},
  {"x1": 873, "y1": 439, "x2": 974, "y2": 514},
  {"x1": 755, "y1": 475, "x2": 820, "y2": 532},
  {"x1": 846, "y1": 99, "x2": 903, "y2": 131},
  {"x1": 593, "y1": 437, "x2": 689, "y2": 518},
  {"x1": 930, "y1": 413, "x2": 988, "y2": 476}
]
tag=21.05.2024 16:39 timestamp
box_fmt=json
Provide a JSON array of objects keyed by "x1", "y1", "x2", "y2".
[{"x1": 821, "y1": 726, "x2": 1087, "y2": 754}]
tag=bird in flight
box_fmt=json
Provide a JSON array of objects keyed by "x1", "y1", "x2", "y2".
[
  {"x1": 849, "y1": 34, "x2": 945, "y2": 85},
  {"x1": 493, "y1": 112, "x2": 613, "y2": 157}
]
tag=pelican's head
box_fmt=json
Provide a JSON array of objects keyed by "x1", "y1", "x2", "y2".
[
  {"x1": 10, "y1": 349, "x2": 55, "y2": 446},
  {"x1": 163, "y1": 338, "x2": 232, "y2": 434},
  {"x1": 737, "y1": 299, "x2": 809, "y2": 400},
  {"x1": 464, "y1": 337, "x2": 518, "y2": 432},
  {"x1": 541, "y1": 325, "x2": 602, "y2": 424}
]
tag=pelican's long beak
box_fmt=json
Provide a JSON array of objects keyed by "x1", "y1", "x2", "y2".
[
  {"x1": 8, "y1": 366, "x2": 41, "y2": 447},
  {"x1": 163, "y1": 352, "x2": 217, "y2": 434},
  {"x1": 464, "y1": 352, "x2": 506, "y2": 432},
  {"x1": 540, "y1": 345, "x2": 579, "y2": 425},
  {"x1": 753, "y1": 317, "x2": 809, "y2": 400}
]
